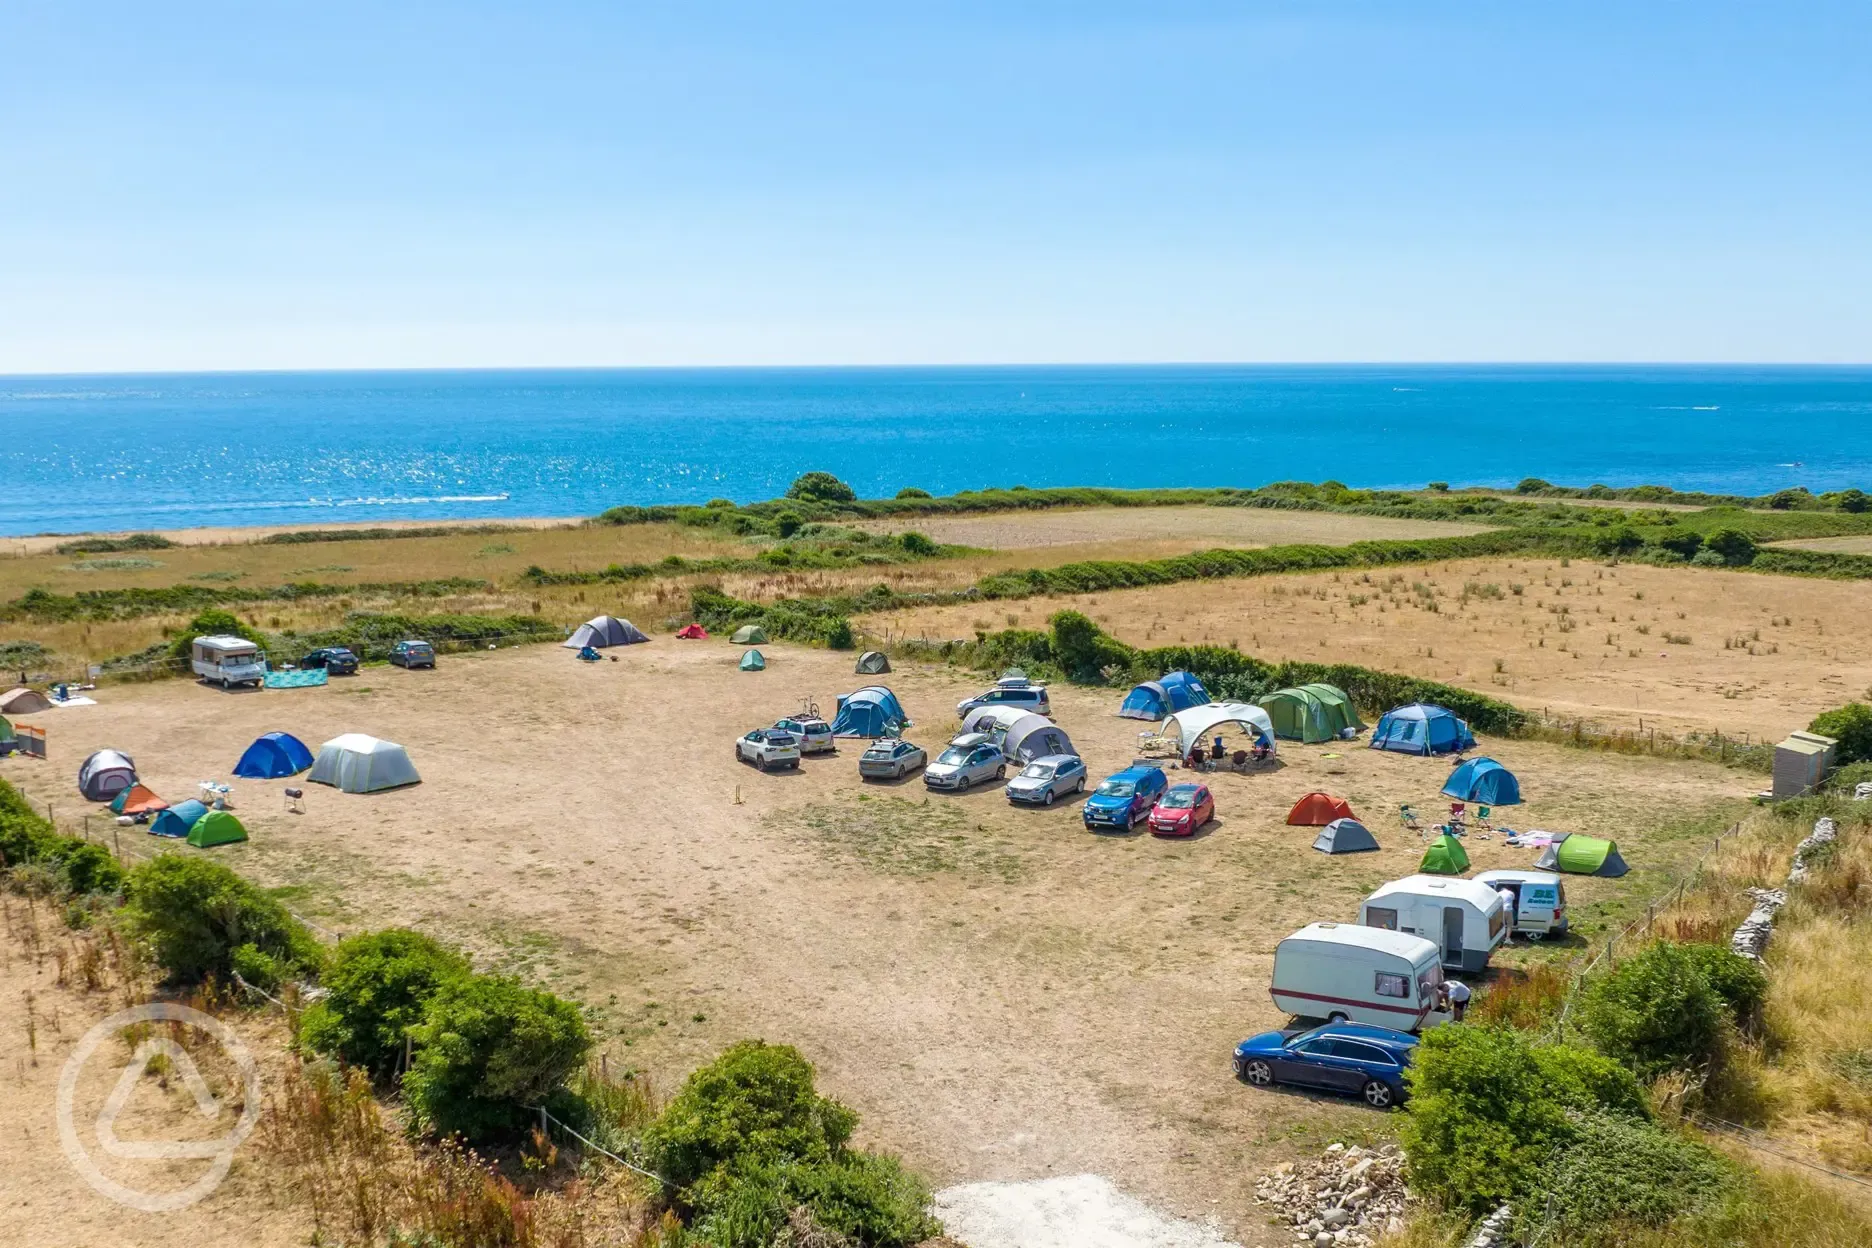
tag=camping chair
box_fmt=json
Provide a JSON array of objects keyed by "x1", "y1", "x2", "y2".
[
  {"x1": 1474, "y1": 804, "x2": 1493, "y2": 831},
  {"x1": 1448, "y1": 801, "x2": 1467, "y2": 829},
  {"x1": 1250, "y1": 740, "x2": 1273, "y2": 763},
  {"x1": 1399, "y1": 804, "x2": 1422, "y2": 832},
  {"x1": 1231, "y1": 749, "x2": 1248, "y2": 768}
]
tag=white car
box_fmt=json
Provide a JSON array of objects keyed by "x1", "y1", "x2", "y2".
[
  {"x1": 924, "y1": 736, "x2": 1007, "y2": 791},
  {"x1": 955, "y1": 682, "x2": 1051, "y2": 719},
  {"x1": 736, "y1": 728, "x2": 801, "y2": 771},
  {"x1": 774, "y1": 716, "x2": 835, "y2": 754}
]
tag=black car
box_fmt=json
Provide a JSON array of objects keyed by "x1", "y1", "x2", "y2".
[{"x1": 300, "y1": 646, "x2": 360, "y2": 675}]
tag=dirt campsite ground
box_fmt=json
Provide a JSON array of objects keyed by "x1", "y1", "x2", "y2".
[
  {"x1": 0, "y1": 640, "x2": 1754, "y2": 1243},
  {"x1": 860, "y1": 558, "x2": 1872, "y2": 741}
]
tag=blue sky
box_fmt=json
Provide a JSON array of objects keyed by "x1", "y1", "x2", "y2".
[{"x1": 2, "y1": 3, "x2": 1868, "y2": 370}]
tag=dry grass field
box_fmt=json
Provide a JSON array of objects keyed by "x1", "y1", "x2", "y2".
[
  {"x1": 0, "y1": 642, "x2": 1753, "y2": 1239},
  {"x1": 1771, "y1": 534, "x2": 1872, "y2": 555},
  {"x1": 860, "y1": 558, "x2": 1872, "y2": 741}
]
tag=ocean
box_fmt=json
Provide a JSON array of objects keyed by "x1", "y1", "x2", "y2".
[{"x1": 3, "y1": 364, "x2": 1870, "y2": 536}]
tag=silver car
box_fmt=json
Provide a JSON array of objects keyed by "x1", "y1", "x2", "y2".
[
  {"x1": 859, "y1": 738, "x2": 927, "y2": 780},
  {"x1": 924, "y1": 736, "x2": 1007, "y2": 792},
  {"x1": 774, "y1": 716, "x2": 835, "y2": 754},
  {"x1": 954, "y1": 682, "x2": 1051, "y2": 719},
  {"x1": 1005, "y1": 754, "x2": 1087, "y2": 806}
]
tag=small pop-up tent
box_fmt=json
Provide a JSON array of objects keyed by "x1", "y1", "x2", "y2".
[
  {"x1": 675, "y1": 624, "x2": 709, "y2": 639},
  {"x1": 1534, "y1": 833, "x2": 1629, "y2": 878},
  {"x1": 77, "y1": 749, "x2": 138, "y2": 801},
  {"x1": 109, "y1": 783, "x2": 169, "y2": 816},
  {"x1": 731, "y1": 624, "x2": 769, "y2": 645},
  {"x1": 150, "y1": 799, "x2": 209, "y2": 839},
  {"x1": 831, "y1": 686, "x2": 910, "y2": 737},
  {"x1": 1314, "y1": 818, "x2": 1379, "y2": 854},
  {"x1": 855, "y1": 651, "x2": 891, "y2": 675},
  {"x1": 1370, "y1": 703, "x2": 1475, "y2": 756},
  {"x1": 309, "y1": 734, "x2": 422, "y2": 793},
  {"x1": 1161, "y1": 702, "x2": 1275, "y2": 756},
  {"x1": 1, "y1": 687, "x2": 52, "y2": 715},
  {"x1": 1118, "y1": 671, "x2": 1211, "y2": 719},
  {"x1": 1287, "y1": 791, "x2": 1356, "y2": 826},
  {"x1": 1442, "y1": 757, "x2": 1522, "y2": 805},
  {"x1": 233, "y1": 731, "x2": 315, "y2": 780},
  {"x1": 187, "y1": 810, "x2": 248, "y2": 848},
  {"x1": 1418, "y1": 833, "x2": 1472, "y2": 875},
  {"x1": 564, "y1": 615, "x2": 649, "y2": 648},
  {"x1": 739, "y1": 649, "x2": 766, "y2": 671}
]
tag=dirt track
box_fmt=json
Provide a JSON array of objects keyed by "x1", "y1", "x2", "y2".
[{"x1": 0, "y1": 642, "x2": 1751, "y2": 1240}]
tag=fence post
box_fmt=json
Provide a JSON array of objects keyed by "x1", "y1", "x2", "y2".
[{"x1": 113, "y1": 826, "x2": 122, "y2": 861}]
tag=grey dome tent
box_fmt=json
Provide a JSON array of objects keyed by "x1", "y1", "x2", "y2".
[
  {"x1": 1313, "y1": 817, "x2": 1379, "y2": 854},
  {"x1": 999, "y1": 712, "x2": 1077, "y2": 765},
  {"x1": 731, "y1": 624, "x2": 769, "y2": 645},
  {"x1": 309, "y1": 734, "x2": 421, "y2": 793},
  {"x1": 1, "y1": 687, "x2": 52, "y2": 715},
  {"x1": 855, "y1": 651, "x2": 891, "y2": 675},
  {"x1": 563, "y1": 615, "x2": 648, "y2": 648},
  {"x1": 78, "y1": 749, "x2": 138, "y2": 801}
]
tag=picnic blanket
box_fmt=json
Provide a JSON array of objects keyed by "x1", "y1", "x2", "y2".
[
  {"x1": 264, "y1": 668, "x2": 329, "y2": 689},
  {"x1": 48, "y1": 694, "x2": 98, "y2": 707}
]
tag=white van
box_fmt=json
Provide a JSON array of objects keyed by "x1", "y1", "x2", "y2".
[
  {"x1": 1359, "y1": 875, "x2": 1507, "y2": 972},
  {"x1": 1473, "y1": 870, "x2": 1569, "y2": 940},
  {"x1": 1269, "y1": 922, "x2": 1447, "y2": 1032},
  {"x1": 191, "y1": 635, "x2": 267, "y2": 689}
]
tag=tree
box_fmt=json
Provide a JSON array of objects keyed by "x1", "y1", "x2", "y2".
[
  {"x1": 299, "y1": 929, "x2": 470, "y2": 1078},
  {"x1": 1836, "y1": 488, "x2": 1869, "y2": 514},
  {"x1": 785, "y1": 472, "x2": 857, "y2": 504},
  {"x1": 403, "y1": 974, "x2": 592, "y2": 1140},
  {"x1": 1656, "y1": 530, "x2": 1703, "y2": 560},
  {"x1": 1767, "y1": 487, "x2": 1811, "y2": 510},
  {"x1": 1704, "y1": 528, "x2": 1758, "y2": 565},
  {"x1": 1811, "y1": 702, "x2": 1872, "y2": 765},
  {"x1": 1515, "y1": 478, "x2": 1554, "y2": 494}
]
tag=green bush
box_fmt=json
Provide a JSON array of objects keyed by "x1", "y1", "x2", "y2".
[
  {"x1": 894, "y1": 486, "x2": 931, "y2": 499},
  {"x1": 897, "y1": 530, "x2": 936, "y2": 556},
  {"x1": 1595, "y1": 526, "x2": 1643, "y2": 556},
  {"x1": 403, "y1": 973, "x2": 592, "y2": 1140},
  {"x1": 1656, "y1": 530, "x2": 1703, "y2": 560},
  {"x1": 1048, "y1": 610, "x2": 1139, "y2": 682},
  {"x1": 299, "y1": 929, "x2": 471, "y2": 1077},
  {"x1": 785, "y1": 472, "x2": 858, "y2": 504},
  {"x1": 168, "y1": 608, "x2": 264, "y2": 660},
  {"x1": 1837, "y1": 488, "x2": 1869, "y2": 514},
  {"x1": 1704, "y1": 527, "x2": 1758, "y2": 565},
  {"x1": 1579, "y1": 941, "x2": 1725, "y2": 1080},
  {"x1": 774, "y1": 510, "x2": 805, "y2": 538},
  {"x1": 1690, "y1": 548, "x2": 1727, "y2": 567},
  {"x1": 1674, "y1": 941, "x2": 1769, "y2": 1026},
  {"x1": 1546, "y1": 1111, "x2": 1731, "y2": 1233},
  {"x1": 1810, "y1": 702, "x2": 1872, "y2": 765},
  {"x1": 123, "y1": 854, "x2": 323, "y2": 985},
  {"x1": 644, "y1": 1041, "x2": 937, "y2": 1247},
  {"x1": 0, "y1": 781, "x2": 125, "y2": 896}
]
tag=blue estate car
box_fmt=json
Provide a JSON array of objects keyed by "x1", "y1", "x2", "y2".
[
  {"x1": 1233, "y1": 1022, "x2": 1418, "y2": 1109},
  {"x1": 1081, "y1": 765, "x2": 1167, "y2": 830}
]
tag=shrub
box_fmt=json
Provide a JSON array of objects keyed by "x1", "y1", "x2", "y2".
[
  {"x1": 299, "y1": 929, "x2": 471, "y2": 1078},
  {"x1": 1837, "y1": 488, "x2": 1869, "y2": 514},
  {"x1": 168, "y1": 608, "x2": 265, "y2": 660},
  {"x1": 1595, "y1": 526, "x2": 1644, "y2": 556},
  {"x1": 644, "y1": 1041, "x2": 936, "y2": 1248},
  {"x1": 1674, "y1": 941, "x2": 1769, "y2": 1026},
  {"x1": 1426, "y1": 481, "x2": 1450, "y2": 492},
  {"x1": 1767, "y1": 488, "x2": 1810, "y2": 510},
  {"x1": 1656, "y1": 530, "x2": 1703, "y2": 560},
  {"x1": 1580, "y1": 941, "x2": 1725, "y2": 1080},
  {"x1": 123, "y1": 854, "x2": 322, "y2": 984},
  {"x1": 1546, "y1": 1111, "x2": 1731, "y2": 1232},
  {"x1": 403, "y1": 973, "x2": 592, "y2": 1140},
  {"x1": 1048, "y1": 610, "x2": 1137, "y2": 682},
  {"x1": 0, "y1": 781, "x2": 125, "y2": 896},
  {"x1": 785, "y1": 472, "x2": 857, "y2": 504},
  {"x1": 1810, "y1": 702, "x2": 1872, "y2": 765},
  {"x1": 1515, "y1": 478, "x2": 1554, "y2": 493},
  {"x1": 774, "y1": 510, "x2": 804, "y2": 539},
  {"x1": 897, "y1": 530, "x2": 936, "y2": 556},
  {"x1": 894, "y1": 487, "x2": 931, "y2": 499},
  {"x1": 55, "y1": 842, "x2": 125, "y2": 896},
  {"x1": 1704, "y1": 528, "x2": 1758, "y2": 565},
  {"x1": 706, "y1": 497, "x2": 738, "y2": 509},
  {"x1": 1690, "y1": 548, "x2": 1727, "y2": 567}
]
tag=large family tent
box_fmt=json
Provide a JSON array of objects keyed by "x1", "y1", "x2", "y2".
[
  {"x1": 187, "y1": 810, "x2": 248, "y2": 848},
  {"x1": 1, "y1": 686, "x2": 52, "y2": 715},
  {"x1": 1369, "y1": 703, "x2": 1475, "y2": 756},
  {"x1": 564, "y1": 615, "x2": 649, "y2": 649},
  {"x1": 1162, "y1": 702, "x2": 1275, "y2": 756},
  {"x1": 831, "y1": 686, "x2": 910, "y2": 738},
  {"x1": 109, "y1": 783, "x2": 169, "y2": 816},
  {"x1": 309, "y1": 734, "x2": 422, "y2": 793},
  {"x1": 233, "y1": 731, "x2": 315, "y2": 780},
  {"x1": 996, "y1": 713, "x2": 1078, "y2": 765},
  {"x1": 1313, "y1": 818, "x2": 1379, "y2": 854},
  {"x1": 1418, "y1": 833, "x2": 1471, "y2": 875},
  {"x1": 855, "y1": 651, "x2": 891, "y2": 675},
  {"x1": 1118, "y1": 671, "x2": 1211, "y2": 720},
  {"x1": 674, "y1": 624, "x2": 709, "y2": 639},
  {"x1": 1287, "y1": 791, "x2": 1356, "y2": 826},
  {"x1": 1534, "y1": 833, "x2": 1629, "y2": 878},
  {"x1": 960, "y1": 704, "x2": 1028, "y2": 737},
  {"x1": 1264, "y1": 684, "x2": 1364, "y2": 743},
  {"x1": 739, "y1": 649, "x2": 766, "y2": 671},
  {"x1": 150, "y1": 799, "x2": 209, "y2": 839},
  {"x1": 77, "y1": 749, "x2": 138, "y2": 801},
  {"x1": 731, "y1": 624, "x2": 769, "y2": 645},
  {"x1": 1442, "y1": 757, "x2": 1522, "y2": 805}
]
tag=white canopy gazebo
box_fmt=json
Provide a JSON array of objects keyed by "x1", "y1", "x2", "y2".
[{"x1": 1161, "y1": 702, "x2": 1276, "y2": 755}]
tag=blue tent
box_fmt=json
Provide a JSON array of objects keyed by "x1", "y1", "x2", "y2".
[
  {"x1": 1117, "y1": 670, "x2": 1212, "y2": 719},
  {"x1": 232, "y1": 731, "x2": 315, "y2": 779},
  {"x1": 1369, "y1": 703, "x2": 1475, "y2": 756},
  {"x1": 150, "y1": 799, "x2": 208, "y2": 839},
  {"x1": 831, "y1": 686, "x2": 910, "y2": 737},
  {"x1": 1442, "y1": 756, "x2": 1521, "y2": 805}
]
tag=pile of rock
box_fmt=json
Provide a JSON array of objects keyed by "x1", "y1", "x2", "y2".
[{"x1": 1251, "y1": 1142, "x2": 1413, "y2": 1248}]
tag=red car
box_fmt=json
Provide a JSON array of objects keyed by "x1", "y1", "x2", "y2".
[{"x1": 1149, "y1": 783, "x2": 1214, "y2": 836}]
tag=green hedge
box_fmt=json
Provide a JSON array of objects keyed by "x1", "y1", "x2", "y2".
[
  {"x1": 0, "y1": 779, "x2": 125, "y2": 896},
  {"x1": 5, "y1": 577, "x2": 492, "y2": 623}
]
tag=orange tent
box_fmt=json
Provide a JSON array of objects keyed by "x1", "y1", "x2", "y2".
[
  {"x1": 674, "y1": 624, "x2": 709, "y2": 639},
  {"x1": 1286, "y1": 791, "x2": 1355, "y2": 826},
  {"x1": 114, "y1": 783, "x2": 170, "y2": 815}
]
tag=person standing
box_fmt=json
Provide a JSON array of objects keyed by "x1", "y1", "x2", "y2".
[
  {"x1": 1497, "y1": 886, "x2": 1518, "y2": 939},
  {"x1": 1446, "y1": 978, "x2": 1472, "y2": 1022}
]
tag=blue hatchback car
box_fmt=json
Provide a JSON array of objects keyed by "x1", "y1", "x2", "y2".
[
  {"x1": 1233, "y1": 1022, "x2": 1418, "y2": 1109},
  {"x1": 1081, "y1": 765, "x2": 1167, "y2": 830}
]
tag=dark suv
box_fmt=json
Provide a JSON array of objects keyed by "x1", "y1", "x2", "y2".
[{"x1": 300, "y1": 646, "x2": 359, "y2": 675}]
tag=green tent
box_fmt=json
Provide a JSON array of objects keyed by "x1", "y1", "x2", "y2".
[
  {"x1": 739, "y1": 649, "x2": 766, "y2": 671},
  {"x1": 1536, "y1": 833, "x2": 1628, "y2": 878},
  {"x1": 187, "y1": 809, "x2": 248, "y2": 848},
  {"x1": 1300, "y1": 684, "x2": 1364, "y2": 733},
  {"x1": 1419, "y1": 833, "x2": 1470, "y2": 875},
  {"x1": 0, "y1": 713, "x2": 12, "y2": 743},
  {"x1": 1264, "y1": 684, "x2": 1363, "y2": 742},
  {"x1": 732, "y1": 624, "x2": 769, "y2": 645}
]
